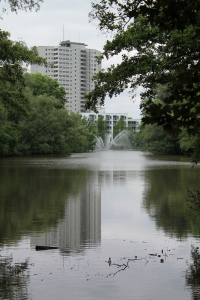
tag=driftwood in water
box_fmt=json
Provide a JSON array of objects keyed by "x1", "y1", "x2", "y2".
[{"x1": 35, "y1": 246, "x2": 58, "y2": 251}]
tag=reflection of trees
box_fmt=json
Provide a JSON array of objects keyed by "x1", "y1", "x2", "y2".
[
  {"x1": 0, "y1": 164, "x2": 88, "y2": 245},
  {"x1": 185, "y1": 247, "x2": 200, "y2": 300},
  {"x1": 31, "y1": 174, "x2": 101, "y2": 253},
  {"x1": 0, "y1": 256, "x2": 29, "y2": 300},
  {"x1": 142, "y1": 168, "x2": 200, "y2": 239}
]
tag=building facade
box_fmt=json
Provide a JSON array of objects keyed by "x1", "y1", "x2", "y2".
[
  {"x1": 30, "y1": 40, "x2": 101, "y2": 113},
  {"x1": 82, "y1": 111, "x2": 141, "y2": 135}
]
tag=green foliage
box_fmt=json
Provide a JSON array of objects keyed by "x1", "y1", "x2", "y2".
[
  {"x1": 0, "y1": 30, "x2": 47, "y2": 115},
  {"x1": 191, "y1": 136, "x2": 200, "y2": 165},
  {"x1": 14, "y1": 95, "x2": 94, "y2": 156},
  {"x1": 135, "y1": 121, "x2": 200, "y2": 160},
  {"x1": 81, "y1": 117, "x2": 97, "y2": 151},
  {"x1": 89, "y1": 0, "x2": 200, "y2": 33},
  {"x1": 135, "y1": 123, "x2": 164, "y2": 145},
  {"x1": 113, "y1": 117, "x2": 128, "y2": 138},
  {"x1": 24, "y1": 73, "x2": 66, "y2": 106},
  {"x1": 127, "y1": 130, "x2": 136, "y2": 146},
  {"x1": 96, "y1": 116, "x2": 108, "y2": 142},
  {"x1": 1, "y1": 0, "x2": 43, "y2": 13},
  {"x1": 15, "y1": 95, "x2": 68, "y2": 155},
  {"x1": 0, "y1": 66, "x2": 96, "y2": 156},
  {"x1": 0, "y1": 101, "x2": 21, "y2": 156},
  {"x1": 179, "y1": 131, "x2": 200, "y2": 164},
  {"x1": 0, "y1": 29, "x2": 47, "y2": 156},
  {"x1": 135, "y1": 123, "x2": 182, "y2": 154},
  {"x1": 86, "y1": 1, "x2": 200, "y2": 135}
]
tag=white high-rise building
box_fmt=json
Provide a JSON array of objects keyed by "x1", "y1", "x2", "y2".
[{"x1": 30, "y1": 40, "x2": 101, "y2": 113}]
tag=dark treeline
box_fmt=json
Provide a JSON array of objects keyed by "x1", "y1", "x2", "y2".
[
  {"x1": 135, "y1": 120, "x2": 200, "y2": 163},
  {"x1": 0, "y1": 72, "x2": 97, "y2": 156},
  {"x1": 135, "y1": 85, "x2": 200, "y2": 163}
]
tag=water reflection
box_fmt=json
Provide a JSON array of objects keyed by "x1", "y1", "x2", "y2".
[
  {"x1": 142, "y1": 167, "x2": 200, "y2": 239},
  {"x1": 1, "y1": 152, "x2": 200, "y2": 300},
  {"x1": 31, "y1": 170, "x2": 133, "y2": 253},
  {"x1": 0, "y1": 256, "x2": 30, "y2": 300},
  {"x1": 97, "y1": 170, "x2": 128, "y2": 187},
  {"x1": 185, "y1": 246, "x2": 200, "y2": 300},
  {"x1": 31, "y1": 181, "x2": 101, "y2": 253},
  {"x1": 0, "y1": 164, "x2": 88, "y2": 245}
]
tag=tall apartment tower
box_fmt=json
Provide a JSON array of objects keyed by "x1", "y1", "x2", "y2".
[{"x1": 30, "y1": 40, "x2": 101, "y2": 113}]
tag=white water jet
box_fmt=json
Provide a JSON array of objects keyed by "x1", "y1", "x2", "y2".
[
  {"x1": 95, "y1": 130, "x2": 130, "y2": 150},
  {"x1": 95, "y1": 136, "x2": 105, "y2": 149}
]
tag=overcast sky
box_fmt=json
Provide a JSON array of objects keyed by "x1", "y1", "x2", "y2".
[{"x1": 0, "y1": 0, "x2": 141, "y2": 119}]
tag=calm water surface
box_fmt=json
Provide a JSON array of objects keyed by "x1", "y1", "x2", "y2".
[{"x1": 0, "y1": 150, "x2": 200, "y2": 300}]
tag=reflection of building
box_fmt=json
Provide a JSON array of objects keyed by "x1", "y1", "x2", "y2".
[
  {"x1": 97, "y1": 171, "x2": 128, "y2": 187},
  {"x1": 58, "y1": 184, "x2": 101, "y2": 251},
  {"x1": 31, "y1": 183, "x2": 101, "y2": 253}
]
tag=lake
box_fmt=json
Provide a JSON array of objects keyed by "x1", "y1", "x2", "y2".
[{"x1": 0, "y1": 150, "x2": 200, "y2": 300}]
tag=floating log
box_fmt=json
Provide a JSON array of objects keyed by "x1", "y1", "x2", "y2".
[{"x1": 35, "y1": 245, "x2": 58, "y2": 251}]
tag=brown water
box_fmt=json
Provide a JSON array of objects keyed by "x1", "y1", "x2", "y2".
[{"x1": 0, "y1": 150, "x2": 200, "y2": 300}]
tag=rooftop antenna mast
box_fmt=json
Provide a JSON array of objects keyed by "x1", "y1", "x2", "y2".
[{"x1": 63, "y1": 25, "x2": 64, "y2": 41}]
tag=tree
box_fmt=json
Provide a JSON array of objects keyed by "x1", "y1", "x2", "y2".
[
  {"x1": 0, "y1": 30, "x2": 47, "y2": 155},
  {"x1": 1, "y1": 0, "x2": 43, "y2": 14},
  {"x1": 135, "y1": 123, "x2": 182, "y2": 154},
  {"x1": 0, "y1": 30, "x2": 47, "y2": 114},
  {"x1": 85, "y1": 0, "x2": 200, "y2": 135},
  {"x1": 15, "y1": 94, "x2": 64, "y2": 155},
  {"x1": 96, "y1": 116, "x2": 108, "y2": 142},
  {"x1": 88, "y1": 0, "x2": 200, "y2": 33},
  {"x1": 113, "y1": 117, "x2": 128, "y2": 138},
  {"x1": 0, "y1": 101, "x2": 21, "y2": 156},
  {"x1": 24, "y1": 73, "x2": 66, "y2": 106},
  {"x1": 179, "y1": 132, "x2": 200, "y2": 164},
  {"x1": 14, "y1": 94, "x2": 95, "y2": 156},
  {"x1": 81, "y1": 117, "x2": 97, "y2": 151},
  {"x1": 0, "y1": 69, "x2": 96, "y2": 156}
]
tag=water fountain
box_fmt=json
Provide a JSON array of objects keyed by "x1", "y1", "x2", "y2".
[
  {"x1": 95, "y1": 130, "x2": 131, "y2": 150},
  {"x1": 95, "y1": 136, "x2": 105, "y2": 149}
]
